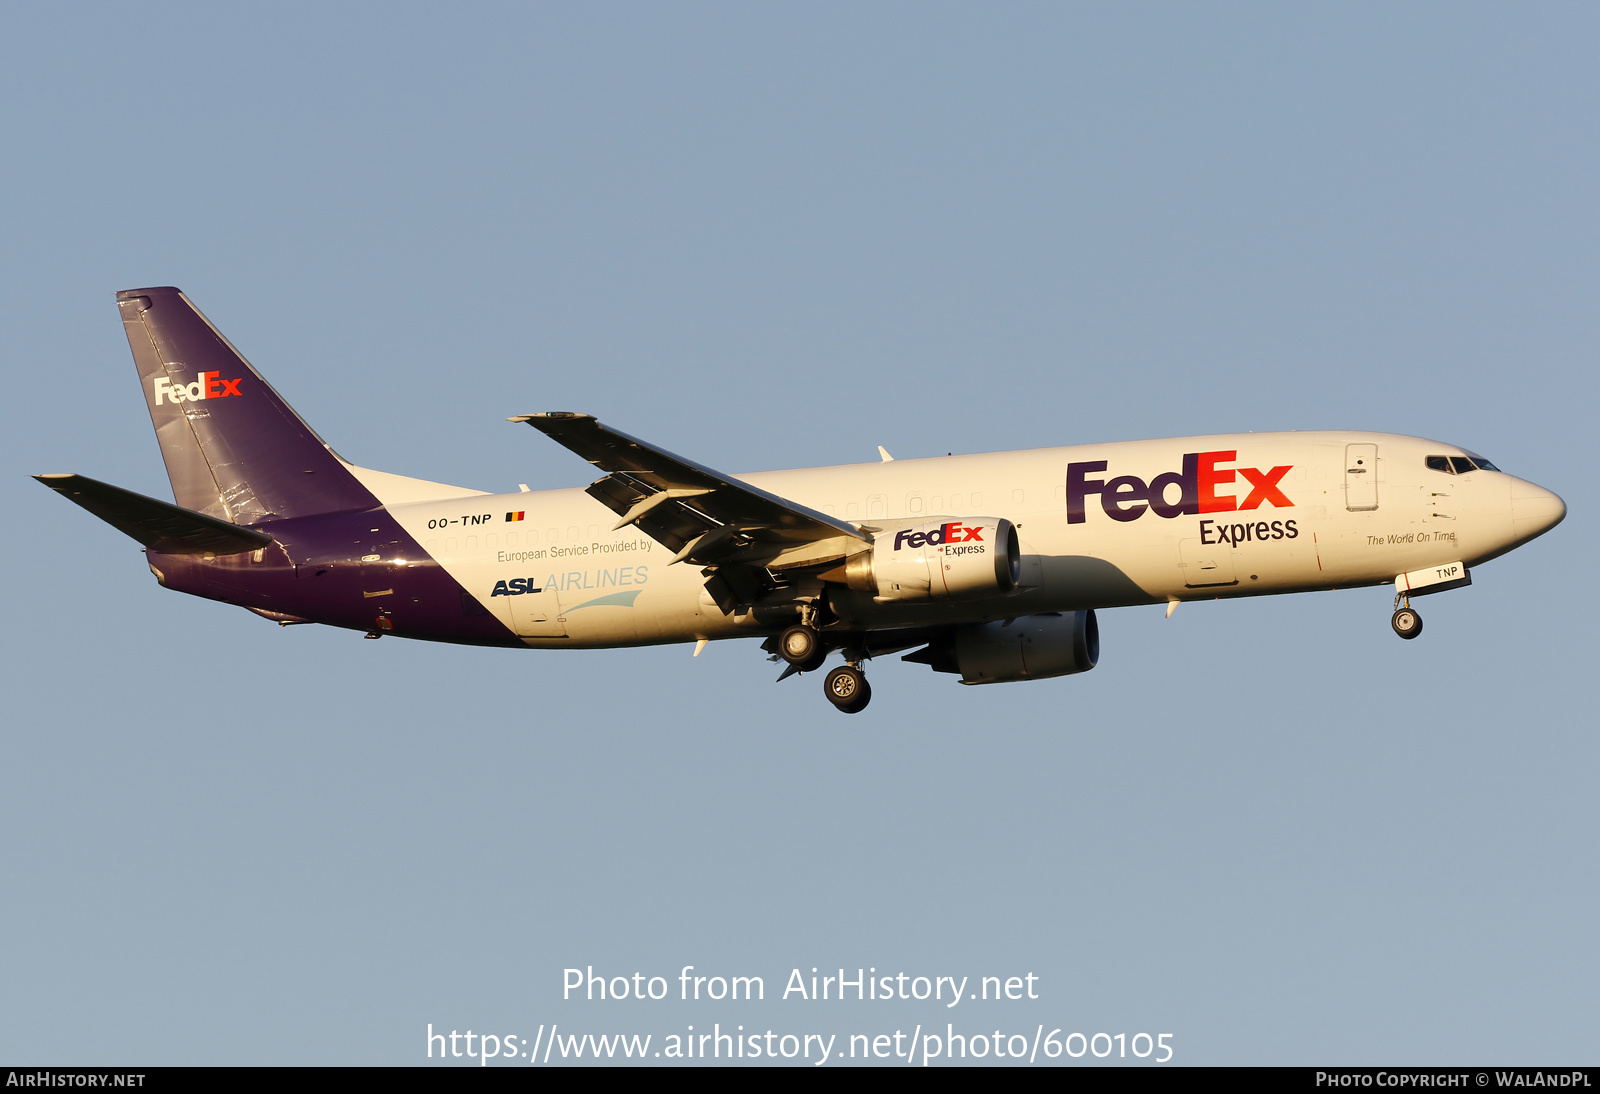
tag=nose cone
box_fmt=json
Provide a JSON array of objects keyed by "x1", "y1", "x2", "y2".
[{"x1": 1510, "y1": 480, "x2": 1567, "y2": 544}]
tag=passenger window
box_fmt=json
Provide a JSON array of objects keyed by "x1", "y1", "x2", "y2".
[
  {"x1": 1426, "y1": 456, "x2": 1454, "y2": 474},
  {"x1": 1449, "y1": 456, "x2": 1476, "y2": 475}
]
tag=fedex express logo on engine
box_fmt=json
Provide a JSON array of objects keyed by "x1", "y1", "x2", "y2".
[
  {"x1": 152, "y1": 371, "x2": 243, "y2": 406},
  {"x1": 1067, "y1": 450, "x2": 1292, "y2": 524},
  {"x1": 894, "y1": 522, "x2": 985, "y2": 550}
]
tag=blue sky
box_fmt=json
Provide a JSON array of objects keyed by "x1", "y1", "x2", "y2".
[{"x1": 2, "y1": 2, "x2": 1594, "y2": 1065}]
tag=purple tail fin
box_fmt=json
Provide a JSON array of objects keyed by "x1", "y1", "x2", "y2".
[{"x1": 117, "y1": 287, "x2": 378, "y2": 523}]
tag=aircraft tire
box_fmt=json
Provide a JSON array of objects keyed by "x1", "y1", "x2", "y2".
[
  {"x1": 824, "y1": 665, "x2": 871, "y2": 713},
  {"x1": 1391, "y1": 607, "x2": 1423, "y2": 640},
  {"x1": 780, "y1": 624, "x2": 827, "y2": 671}
]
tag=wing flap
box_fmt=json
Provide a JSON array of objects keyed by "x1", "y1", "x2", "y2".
[
  {"x1": 513, "y1": 413, "x2": 868, "y2": 565},
  {"x1": 513, "y1": 412, "x2": 871, "y2": 611},
  {"x1": 35, "y1": 473, "x2": 276, "y2": 556}
]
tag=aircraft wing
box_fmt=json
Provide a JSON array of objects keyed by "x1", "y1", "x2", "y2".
[{"x1": 512, "y1": 413, "x2": 869, "y2": 610}]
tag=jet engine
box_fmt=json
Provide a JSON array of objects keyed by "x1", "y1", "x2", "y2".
[
  {"x1": 905, "y1": 610, "x2": 1099, "y2": 684},
  {"x1": 828, "y1": 517, "x2": 1021, "y2": 602}
]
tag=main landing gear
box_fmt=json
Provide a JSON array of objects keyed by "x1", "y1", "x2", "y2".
[
  {"x1": 771, "y1": 602, "x2": 875, "y2": 713},
  {"x1": 772, "y1": 613, "x2": 874, "y2": 713},
  {"x1": 824, "y1": 663, "x2": 872, "y2": 714},
  {"x1": 1391, "y1": 591, "x2": 1423, "y2": 640},
  {"x1": 782, "y1": 625, "x2": 873, "y2": 712},
  {"x1": 777, "y1": 623, "x2": 828, "y2": 673}
]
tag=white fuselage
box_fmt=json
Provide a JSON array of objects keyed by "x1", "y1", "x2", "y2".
[{"x1": 377, "y1": 431, "x2": 1560, "y2": 649}]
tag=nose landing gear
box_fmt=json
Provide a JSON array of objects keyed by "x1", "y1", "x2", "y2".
[{"x1": 1391, "y1": 591, "x2": 1423, "y2": 640}]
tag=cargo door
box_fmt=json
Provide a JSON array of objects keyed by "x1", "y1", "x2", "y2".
[
  {"x1": 1179, "y1": 539, "x2": 1237, "y2": 588},
  {"x1": 1345, "y1": 444, "x2": 1379, "y2": 511},
  {"x1": 510, "y1": 580, "x2": 567, "y2": 637},
  {"x1": 359, "y1": 548, "x2": 402, "y2": 628}
]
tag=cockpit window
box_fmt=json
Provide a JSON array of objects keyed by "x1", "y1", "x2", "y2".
[{"x1": 1427, "y1": 454, "x2": 1501, "y2": 474}]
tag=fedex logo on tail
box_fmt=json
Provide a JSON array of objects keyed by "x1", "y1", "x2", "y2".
[
  {"x1": 1067, "y1": 451, "x2": 1293, "y2": 524},
  {"x1": 152, "y1": 371, "x2": 243, "y2": 406}
]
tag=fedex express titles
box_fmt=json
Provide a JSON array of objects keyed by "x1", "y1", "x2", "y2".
[{"x1": 1068, "y1": 449, "x2": 1300, "y2": 545}]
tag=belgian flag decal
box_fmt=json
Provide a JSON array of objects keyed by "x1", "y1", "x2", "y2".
[{"x1": 505, "y1": 511, "x2": 525, "y2": 522}]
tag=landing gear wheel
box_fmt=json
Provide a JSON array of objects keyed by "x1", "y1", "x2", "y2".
[
  {"x1": 779, "y1": 624, "x2": 827, "y2": 672},
  {"x1": 1391, "y1": 607, "x2": 1423, "y2": 640},
  {"x1": 823, "y1": 665, "x2": 872, "y2": 713}
]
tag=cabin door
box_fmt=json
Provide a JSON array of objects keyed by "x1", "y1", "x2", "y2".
[{"x1": 1344, "y1": 444, "x2": 1379, "y2": 511}]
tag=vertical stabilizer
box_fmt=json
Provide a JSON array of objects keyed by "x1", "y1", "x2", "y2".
[{"x1": 117, "y1": 287, "x2": 378, "y2": 523}]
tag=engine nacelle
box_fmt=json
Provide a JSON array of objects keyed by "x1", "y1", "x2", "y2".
[
  {"x1": 906, "y1": 611, "x2": 1099, "y2": 684},
  {"x1": 836, "y1": 517, "x2": 1020, "y2": 602}
]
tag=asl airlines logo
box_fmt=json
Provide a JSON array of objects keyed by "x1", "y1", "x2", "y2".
[
  {"x1": 894, "y1": 522, "x2": 985, "y2": 551},
  {"x1": 152, "y1": 371, "x2": 243, "y2": 406},
  {"x1": 491, "y1": 578, "x2": 543, "y2": 596},
  {"x1": 1067, "y1": 450, "x2": 1293, "y2": 524}
]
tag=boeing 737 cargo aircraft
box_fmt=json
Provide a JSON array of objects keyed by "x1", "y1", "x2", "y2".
[{"x1": 36, "y1": 288, "x2": 1566, "y2": 712}]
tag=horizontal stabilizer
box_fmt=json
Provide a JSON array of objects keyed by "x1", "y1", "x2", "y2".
[{"x1": 34, "y1": 474, "x2": 276, "y2": 556}]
